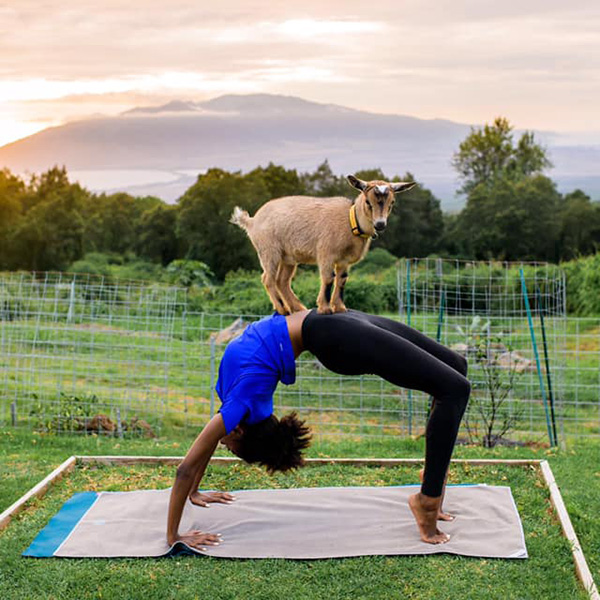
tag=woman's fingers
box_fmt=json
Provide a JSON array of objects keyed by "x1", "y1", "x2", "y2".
[
  {"x1": 188, "y1": 494, "x2": 209, "y2": 507},
  {"x1": 182, "y1": 530, "x2": 224, "y2": 549},
  {"x1": 200, "y1": 492, "x2": 237, "y2": 504}
]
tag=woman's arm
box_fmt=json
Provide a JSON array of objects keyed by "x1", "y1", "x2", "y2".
[{"x1": 166, "y1": 413, "x2": 228, "y2": 548}]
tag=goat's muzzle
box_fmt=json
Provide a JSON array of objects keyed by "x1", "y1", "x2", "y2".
[{"x1": 374, "y1": 220, "x2": 387, "y2": 232}]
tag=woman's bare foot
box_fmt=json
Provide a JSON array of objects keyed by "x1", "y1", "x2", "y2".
[
  {"x1": 419, "y1": 468, "x2": 455, "y2": 521},
  {"x1": 408, "y1": 493, "x2": 451, "y2": 544}
]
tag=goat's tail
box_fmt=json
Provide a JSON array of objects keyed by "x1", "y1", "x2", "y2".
[{"x1": 230, "y1": 206, "x2": 253, "y2": 232}]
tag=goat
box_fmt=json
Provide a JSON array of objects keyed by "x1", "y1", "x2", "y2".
[{"x1": 230, "y1": 175, "x2": 417, "y2": 314}]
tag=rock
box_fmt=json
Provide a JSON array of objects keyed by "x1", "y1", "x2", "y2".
[
  {"x1": 84, "y1": 414, "x2": 116, "y2": 433},
  {"x1": 211, "y1": 318, "x2": 247, "y2": 344},
  {"x1": 495, "y1": 351, "x2": 533, "y2": 373},
  {"x1": 450, "y1": 343, "x2": 469, "y2": 355},
  {"x1": 125, "y1": 417, "x2": 156, "y2": 438}
]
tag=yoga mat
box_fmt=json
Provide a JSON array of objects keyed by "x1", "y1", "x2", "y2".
[{"x1": 24, "y1": 485, "x2": 527, "y2": 559}]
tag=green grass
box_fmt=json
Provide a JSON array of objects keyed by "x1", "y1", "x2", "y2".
[{"x1": 0, "y1": 431, "x2": 598, "y2": 600}]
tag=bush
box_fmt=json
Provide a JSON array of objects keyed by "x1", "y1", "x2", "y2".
[
  {"x1": 563, "y1": 253, "x2": 600, "y2": 315},
  {"x1": 353, "y1": 248, "x2": 398, "y2": 275},
  {"x1": 69, "y1": 252, "x2": 113, "y2": 277},
  {"x1": 198, "y1": 266, "x2": 400, "y2": 314},
  {"x1": 0, "y1": 287, "x2": 22, "y2": 321}
]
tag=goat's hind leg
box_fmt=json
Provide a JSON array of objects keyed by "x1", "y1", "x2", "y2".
[
  {"x1": 277, "y1": 262, "x2": 306, "y2": 313},
  {"x1": 259, "y1": 255, "x2": 288, "y2": 315}
]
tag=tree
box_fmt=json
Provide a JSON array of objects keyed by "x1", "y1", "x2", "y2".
[
  {"x1": 557, "y1": 190, "x2": 600, "y2": 260},
  {"x1": 0, "y1": 169, "x2": 26, "y2": 269},
  {"x1": 136, "y1": 203, "x2": 179, "y2": 265},
  {"x1": 454, "y1": 175, "x2": 561, "y2": 261},
  {"x1": 176, "y1": 169, "x2": 269, "y2": 279},
  {"x1": 13, "y1": 191, "x2": 86, "y2": 270},
  {"x1": 248, "y1": 163, "x2": 305, "y2": 198},
  {"x1": 299, "y1": 160, "x2": 348, "y2": 197},
  {"x1": 82, "y1": 192, "x2": 158, "y2": 255},
  {"x1": 452, "y1": 117, "x2": 552, "y2": 194},
  {"x1": 374, "y1": 173, "x2": 444, "y2": 257},
  {"x1": 12, "y1": 167, "x2": 89, "y2": 270}
]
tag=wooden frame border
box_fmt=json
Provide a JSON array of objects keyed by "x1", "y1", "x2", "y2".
[
  {"x1": 1, "y1": 455, "x2": 597, "y2": 599},
  {"x1": 0, "y1": 456, "x2": 76, "y2": 531}
]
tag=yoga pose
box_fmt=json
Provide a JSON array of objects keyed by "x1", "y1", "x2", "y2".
[{"x1": 166, "y1": 309, "x2": 471, "y2": 550}]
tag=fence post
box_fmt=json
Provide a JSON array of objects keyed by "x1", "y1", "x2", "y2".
[
  {"x1": 10, "y1": 402, "x2": 17, "y2": 427},
  {"x1": 396, "y1": 263, "x2": 403, "y2": 318},
  {"x1": 520, "y1": 269, "x2": 555, "y2": 447},
  {"x1": 116, "y1": 408, "x2": 123, "y2": 439},
  {"x1": 67, "y1": 278, "x2": 76, "y2": 323},
  {"x1": 406, "y1": 259, "x2": 412, "y2": 435},
  {"x1": 210, "y1": 338, "x2": 216, "y2": 419}
]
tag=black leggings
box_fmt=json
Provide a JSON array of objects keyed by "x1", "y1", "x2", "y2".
[{"x1": 302, "y1": 309, "x2": 471, "y2": 497}]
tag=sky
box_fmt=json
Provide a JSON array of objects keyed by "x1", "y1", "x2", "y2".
[{"x1": 1, "y1": 0, "x2": 599, "y2": 147}]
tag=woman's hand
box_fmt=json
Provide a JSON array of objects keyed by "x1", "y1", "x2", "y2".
[
  {"x1": 189, "y1": 491, "x2": 236, "y2": 507},
  {"x1": 170, "y1": 530, "x2": 222, "y2": 550}
]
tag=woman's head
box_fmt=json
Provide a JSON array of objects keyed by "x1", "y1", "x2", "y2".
[{"x1": 221, "y1": 412, "x2": 311, "y2": 473}]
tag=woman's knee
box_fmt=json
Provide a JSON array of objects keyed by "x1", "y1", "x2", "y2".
[
  {"x1": 453, "y1": 352, "x2": 468, "y2": 377},
  {"x1": 448, "y1": 373, "x2": 471, "y2": 408}
]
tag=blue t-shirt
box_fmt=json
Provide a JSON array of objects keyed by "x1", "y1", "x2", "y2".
[{"x1": 215, "y1": 314, "x2": 296, "y2": 433}]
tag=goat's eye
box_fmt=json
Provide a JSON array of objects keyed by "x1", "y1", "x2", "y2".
[{"x1": 366, "y1": 200, "x2": 372, "y2": 210}]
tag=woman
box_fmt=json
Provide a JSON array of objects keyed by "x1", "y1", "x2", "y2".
[{"x1": 166, "y1": 309, "x2": 470, "y2": 550}]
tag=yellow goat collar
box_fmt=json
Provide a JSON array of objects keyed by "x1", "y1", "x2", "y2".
[{"x1": 349, "y1": 204, "x2": 372, "y2": 239}]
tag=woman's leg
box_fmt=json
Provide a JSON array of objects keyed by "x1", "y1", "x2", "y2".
[
  {"x1": 344, "y1": 311, "x2": 467, "y2": 519},
  {"x1": 302, "y1": 311, "x2": 471, "y2": 542}
]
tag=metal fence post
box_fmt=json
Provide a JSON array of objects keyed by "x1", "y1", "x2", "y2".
[{"x1": 210, "y1": 338, "x2": 216, "y2": 419}]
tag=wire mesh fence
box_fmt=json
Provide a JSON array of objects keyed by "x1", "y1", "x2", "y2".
[{"x1": 0, "y1": 262, "x2": 598, "y2": 444}]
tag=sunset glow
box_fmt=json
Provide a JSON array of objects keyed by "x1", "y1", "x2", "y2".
[{"x1": 0, "y1": 2, "x2": 599, "y2": 147}]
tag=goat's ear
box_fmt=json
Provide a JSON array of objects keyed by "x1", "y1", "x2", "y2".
[
  {"x1": 391, "y1": 181, "x2": 417, "y2": 194},
  {"x1": 347, "y1": 175, "x2": 368, "y2": 192}
]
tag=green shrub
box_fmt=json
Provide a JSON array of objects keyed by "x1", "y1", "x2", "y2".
[
  {"x1": 563, "y1": 253, "x2": 600, "y2": 315},
  {"x1": 0, "y1": 287, "x2": 22, "y2": 321},
  {"x1": 353, "y1": 248, "x2": 398, "y2": 275},
  {"x1": 29, "y1": 392, "x2": 102, "y2": 433},
  {"x1": 69, "y1": 252, "x2": 113, "y2": 277}
]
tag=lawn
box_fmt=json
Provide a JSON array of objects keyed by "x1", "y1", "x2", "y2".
[{"x1": 0, "y1": 430, "x2": 598, "y2": 600}]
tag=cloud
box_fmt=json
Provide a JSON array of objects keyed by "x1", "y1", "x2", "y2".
[{"x1": 0, "y1": 0, "x2": 599, "y2": 141}]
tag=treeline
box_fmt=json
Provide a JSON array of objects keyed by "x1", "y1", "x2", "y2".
[
  {"x1": 0, "y1": 162, "x2": 444, "y2": 278},
  {"x1": 0, "y1": 118, "x2": 599, "y2": 281}
]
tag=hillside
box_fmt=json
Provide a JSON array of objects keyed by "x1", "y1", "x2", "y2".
[{"x1": 0, "y1": 94, "x2": 598, "y2": 208}]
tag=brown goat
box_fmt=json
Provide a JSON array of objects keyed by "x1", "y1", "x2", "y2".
[{"x1": 230, "y1": 175, "x2": 417, "y2": 314}]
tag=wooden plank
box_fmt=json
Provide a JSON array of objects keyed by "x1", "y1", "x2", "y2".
[
  {"x1": 0, "y1": 456, "x2": 77, "y2": 531},
  {"x1": 76, "y1": 455, "x2": 540, "y2": 467},
  {"x1": 540, "y1": 460, "x2": 599, "y2": 600}
]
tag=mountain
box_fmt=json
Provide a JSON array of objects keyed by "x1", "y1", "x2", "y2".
[{"x1": 0, "y1": 94, "x2": 598, "y2": 208}]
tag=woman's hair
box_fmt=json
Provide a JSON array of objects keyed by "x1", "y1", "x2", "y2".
[{"x1": 234, "y1": 412, "x2": 311, "y2": 473}]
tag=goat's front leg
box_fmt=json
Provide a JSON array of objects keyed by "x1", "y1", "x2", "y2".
[
  {"x1": 276, "y1": 262, "x2": 306, "y2": 314},
  {"x1": 330, "y1": 265, "x2": 349, "y2": 313},
  {"x1": 316, "y1": 264, "x2": 335, "y2": 314},
  {"x1": 260, "y1": 263, "x2": 288, "y2": 315}
]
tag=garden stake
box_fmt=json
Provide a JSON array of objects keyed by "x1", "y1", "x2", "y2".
[
  {"x1": 406, "y1": 259, "x2": 412, "y2": 435},
  {"x1": 520, "y1": 269, "x2": 555, "y2": 446},
  {"x1": 536, "y1": 285, "x2": 558, "y2": 446}
]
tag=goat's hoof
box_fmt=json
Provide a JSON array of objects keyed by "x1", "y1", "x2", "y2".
[
  {"x1": 316, "y1": 306, "x2": 333, "y2": 315},
  {"x1": 332, "y1": 304, "x2": 348, "y2": 313}
]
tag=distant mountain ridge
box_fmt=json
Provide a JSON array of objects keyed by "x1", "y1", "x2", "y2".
[{"x1": 0, "y1": 93, "x2": 598, "y2": 208}]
